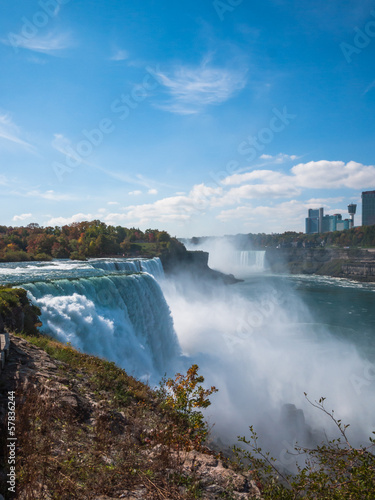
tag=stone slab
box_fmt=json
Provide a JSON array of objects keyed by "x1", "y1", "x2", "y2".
[{"x1": 0, "y1": 332, "x2": 10, "y2": 357}]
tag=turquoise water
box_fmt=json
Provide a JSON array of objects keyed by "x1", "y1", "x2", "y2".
[{"x1": 234, "y1": 274, "x2": 375, "y2": 360}]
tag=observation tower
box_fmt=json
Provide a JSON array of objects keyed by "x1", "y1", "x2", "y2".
[{"x1": 348, "y1": 204, "x2": 357, "y2": 228}]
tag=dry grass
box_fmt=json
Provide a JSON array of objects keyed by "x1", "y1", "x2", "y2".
[{"x1": 1, "y1": 334, "x2": 209, "y2": 499}]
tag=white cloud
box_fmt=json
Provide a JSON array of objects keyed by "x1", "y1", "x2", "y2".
[
  {"x1": 28, "y1": 190, "x2": 74, "y2": 201},
  {"x1": 216, "y1": 170, "x2": 301, "y2": 204},
  {"x1": 110, "y1": 49, "x2": 129, "y2": 61},
  {"x1": 221, "y1": 161, "x2": 375, "y2": 193},
  {"x1": 292, "y1": 160, "x2": 375, "y2": 189},
  {"x1": 103, "y1": 184, "x2": 223, "y2": 225},
  {"x1": 12, "y1": 188, "x2": 75, "y2": 201},
  {"x1": 41, "y1": 159, "x2": 372, "y2": 233},
  {"x1": 221, "y1": 169, "x2": 287, "y2": 186},
  {"x1": 102, "y1": 175, "x2": 302, "y2": 227},
  {"x1": 2, "y1": 31, "x2": 72, "y2": 54},
  {"x1": 154, "y1": 57, "x2": 247, "y2": 114},
  {"x1": 217, "y1": 200, "x2": 308, "y2": 225},
  {"x1": 223, "y1": 182, "x2": 301, "y2": 202},
  {"x1": 12, "y1": 213, "x2": 32, "y2": 222},
  {"x1": 259, "y1": 153, "x2": 299, "y2": 163},
  {"x1": 129, "y1": 190, "x2": 142, "y2": 196},
  {"x1": 306, "y1": 196, "x2": 345, "y2": 206},
  {"x1": 46, "y1": 213, "x2": 94, "y2": 226},
  {"x1": 0, "y1": 113, "x2": 35, "y2": 151},
  {"x1": 216, "y1": 205, "x2": 254, "y2": 222},
  {"x1": 190, "y1": 183, "x2": 222, "y2": 199},
  {"x1": 148, "y1": 189, "x2": 158, "y2": 195},
  {"x1": 107, "y1": 201, "x2": 119, "y2": 205}
]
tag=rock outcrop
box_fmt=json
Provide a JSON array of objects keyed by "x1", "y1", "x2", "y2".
[
  {"x1": 0, "y1": 335, "x2": 261, "y2": 499},
  {"x1": 265, "y1": 248, "x2": 375, "y2": 281},
  {"x1": 161, "y1": 249, "x2": 241, "y2": 284}
]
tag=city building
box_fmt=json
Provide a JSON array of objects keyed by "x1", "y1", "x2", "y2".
[
  {"x1": 305, "y1": 205, "x2": 355, "y2": 234},
  {"x1": 305, "y1": 208, "x2": 323, "y2": 234},
  {"x1": 362, "y1": 191, "x2": 375, "y2": 226}
]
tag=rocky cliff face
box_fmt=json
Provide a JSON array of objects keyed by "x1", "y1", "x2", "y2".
[
  {"x1": 265, "y1": 248, "x2": 375, "y2": 281},
  {"x1": 0, "y1": 288, "x2": 41, "y2": 335},
  {"x1": 341, "y1": 261, "x2": 375, "y2": 280},
  {"x1": 161, "y1": 249, "x2": 241, "y2": 284}
]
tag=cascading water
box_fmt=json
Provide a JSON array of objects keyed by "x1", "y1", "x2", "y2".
[
  {"x1": 182, "y1": 238, "x2": 267, "y2": 277},
  {"x1": 19, "y1": 261, "x2": 178, "y2": 381},
  {"x1": 0, "y1": 257, "x2": 165, "y2": 285},
  {"x1": 90, "y1": 260, "x2": 142, "y2": 273},
  {"x1": 235, "y1": 250, "x2": 266, "y2": 270},
  {"x1": 90, "y1": 257, "x2": 165, "y2": 280},
  {"x1": 139, "y1": 257, "x2": 165, "y2": 281},
  {"x1": 207, "y1": 249, "x2": 267, "y2": 277}
]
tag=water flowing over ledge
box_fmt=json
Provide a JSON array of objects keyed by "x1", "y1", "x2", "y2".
[
  {"x1": 0, "y1": 256, "x2": 165, "y2": 286},
  {"x1": 0, "y1": 257, "x2": 179, "y2": 381}
]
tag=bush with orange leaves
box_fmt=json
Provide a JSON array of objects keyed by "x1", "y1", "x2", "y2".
[{"x1": 157, "y1": 364, "x2": 218, "y2": 450}]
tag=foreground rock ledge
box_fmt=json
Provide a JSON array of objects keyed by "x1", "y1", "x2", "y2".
[{"x1": 0, "y1": 334, "x2": 262, "y2": 499}]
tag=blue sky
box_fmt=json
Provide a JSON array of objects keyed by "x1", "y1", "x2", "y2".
[{"x1": 0, "y1": 0, "x2": 374, "y2": 237}]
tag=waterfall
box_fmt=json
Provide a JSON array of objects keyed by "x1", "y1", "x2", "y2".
[
  {"x1": 23, "y1": 272, "x2": 179, "y2": 380},
  {"x1": 139, "y1": 257, "x2": 165, "y2": 281},
  {"x1": 236, "y1": 251, "x2": 266, "y2": 270},
  {"x1": 90, "y1": 260, "x2": 142, "y2": 273},
  {"x1": 90, "y1": 257, "x2": 164, "y2": 280}
]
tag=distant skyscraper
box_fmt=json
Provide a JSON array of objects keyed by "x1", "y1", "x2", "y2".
[
  {"x1": 305, "y1": 208, "x2": 323, "y2": 234},
  {"x1": 305, "y1": 206, "x2": 352, "y2": 234},
  {"x1": 362, "y1": 191, "x2": 375, "y2": 226}
]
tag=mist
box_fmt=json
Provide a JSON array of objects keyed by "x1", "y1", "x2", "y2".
[
  {"x1": 161, "y1": 245, "x2": 375, "y2": 464},
  {"x1": 183, "y1": 237, "x2": 268, "y2": 277}
]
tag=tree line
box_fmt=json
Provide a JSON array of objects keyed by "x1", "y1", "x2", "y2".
[
  {"x1": 0, "y1": 221, "x2": 182, "y2": 262},
  {"x1": 190, "y1": 225, "x2": 375, "y2": 250}
]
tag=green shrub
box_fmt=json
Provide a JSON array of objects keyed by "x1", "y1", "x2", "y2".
[
  {"x1": 33, "y1": 252, "x2": 53, "y2": 261},
  {"x1": 0, "y1": 250, "x2": 31, "y2": 262},
  {"x1": 69, "y1": 251, "x2": 87, "y2": 261},
  {"x1": 0, "y1": 287, "x2": 41, "y2": 334}
]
